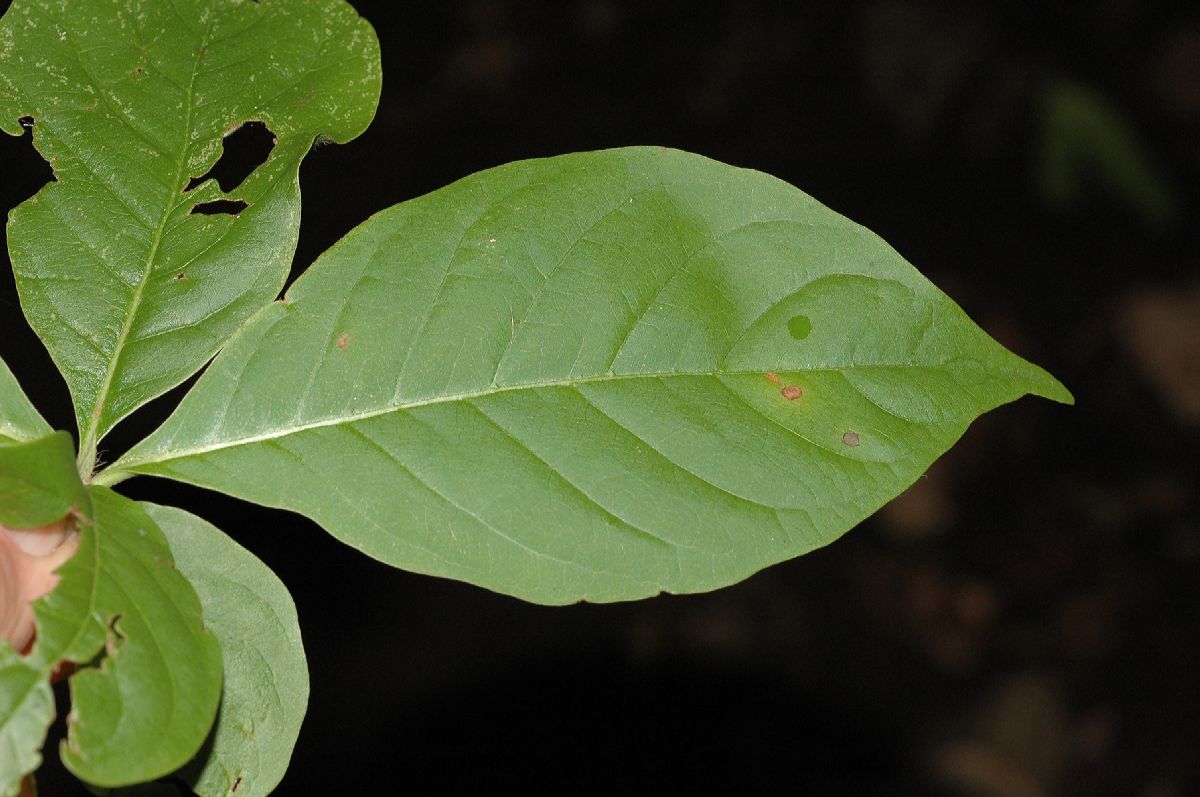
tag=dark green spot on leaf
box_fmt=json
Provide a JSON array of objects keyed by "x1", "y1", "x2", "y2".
[{"x1": 787, "y1": 314, "x2": 812, "y2": 340}]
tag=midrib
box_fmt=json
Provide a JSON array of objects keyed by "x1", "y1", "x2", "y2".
[
  {"x1": 115, "y1": 366, "x2": 843, "y2": 468},
  {"x1": 78, "y1": 25, "x2": 210, "y2": 473}
]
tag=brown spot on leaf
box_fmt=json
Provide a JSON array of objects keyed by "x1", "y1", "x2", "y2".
[
  {"x1": 765, "y1": 372, "x2": 781, "y2": 383},
  {"x1": 175, "y1": 272, "x2": 186, "y2": 281},
  {"x1": 232, "y1": 775, "x2": 243, "y2": 793},
  {"x1": 336, "y1": 333, "x2": 349, "y2": 349},
  {"x1": 781, "y1": 385, "x2": 803, "y2": 400},
  {"x1": 842, "y1": 430, "x2": 861, "y2": 447}
]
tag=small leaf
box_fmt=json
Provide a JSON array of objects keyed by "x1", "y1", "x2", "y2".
[
  {"x1": 144, "y1": 503, "x2": 308, "y2": 797},
  {"x1": 0, "y1": 650, "x2": 54, "y2": 797},
  {"x1": 0, "y1": 0, "x2": 381, "y2": 462},
  {"x1": 0, "y1": 431, "x2": 88, "y2": 528},
  {"x1": 30, "y1": 487, "x2": 222, "y2": 787},
  {"x1": 111, "y1": 147, "x2": 1072, "y2": 604},
  {"x1": 0, "y1": 357, "x2": 51, "y2": 443}
]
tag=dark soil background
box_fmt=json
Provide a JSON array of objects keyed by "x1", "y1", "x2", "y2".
[{"x1": 3, "y1": 2, "x2": 1198, "y2": 795}]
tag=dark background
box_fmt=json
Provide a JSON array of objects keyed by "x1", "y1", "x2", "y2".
[{"x1": 3, "y1": 1, "x2": 1198, "y2": 794}]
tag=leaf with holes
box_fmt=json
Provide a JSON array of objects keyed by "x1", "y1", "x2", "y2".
[
  {"x1": 108, "y1": 147, "x2": 1073, "y2": 604},
  {"x1": 144, "y1": 502, "x2": 308, "y2": 797},
  {"x1": 0, "y1": 0, "x2": 381, "y2": 472},
  {"x1": 26, "y1": 487, "x2": 222, "y2": 788}
]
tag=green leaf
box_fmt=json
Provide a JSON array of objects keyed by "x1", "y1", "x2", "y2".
[
  {"x1": 0, "y1": 0, "x2": 382, "y2": 469},
  {"x1": 0, "y1": 430, "x2": 88, "y2": 528},
  {"x1": 29, "y1": 487, "x2": 222, "y2": 787},
  {"x1": 0, "y1": 357, "x2": 52, "y2": 443},
  {"x1": 109, "y1": 147, "x2": 1072, "y2": 604},
  {"x1": 0, "y1": 649, "x2": 54, "y2": 797},
  {"x1": 143, "y1": 503, "x2": 307, "y2": 797}
]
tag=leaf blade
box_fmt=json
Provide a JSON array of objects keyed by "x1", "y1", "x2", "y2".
[
  {"x1": 113, "y1": 147, "x2": 1071, "y2": 603},
  {"x1": 0, "y1": 0, "x2": 381, "y2": 455},
  {"x1": 143, "y1": 503, "x2": 308, "y2": 797}
]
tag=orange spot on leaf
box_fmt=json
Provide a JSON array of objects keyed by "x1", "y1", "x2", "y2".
[
  {"x1": 765, "y1": 372, "x2": 781, "y2": 383},
  {"x1": 781, "y1": 385, "x2": 803, "y2": 400},
  {"x1": 336, "y1": 334, "x2": 349, "y2": 349}
]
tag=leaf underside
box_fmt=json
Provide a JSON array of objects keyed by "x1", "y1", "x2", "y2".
[
  {"x1": 146, "y1": 503, "x2": 308, "y2": 797},
  {"x1": 113, "y1": 147, "x2": 1072, "y2": 605},
  {"x1": 0, "y1": 0, "x2": 381, "y2": 457}
]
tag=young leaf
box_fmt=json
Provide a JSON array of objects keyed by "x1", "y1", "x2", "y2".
[
  {"x1": 0, "y1": 357, "x2": 51, "y2": 443},
  {"x1": 29, "y1": 487, "x2": 222, "y2": 788},
  {"x1": 143, "y1": 503, "x2": 308, "y2": 797},
  {"x1": 0, "y1": 0, "x2": 381, "y2": 470},
  {"x1": 109, "y1": 147, "x2": 1072, "y2": 604}
]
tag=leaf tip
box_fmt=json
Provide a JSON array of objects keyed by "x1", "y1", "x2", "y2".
[{"x1": 1026, "y1": 367, "x2": 1075, "y2": 406}]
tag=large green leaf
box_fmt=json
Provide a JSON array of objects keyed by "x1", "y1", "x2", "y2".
[
  {"x1": 0, "y1": 0, "x2": 381, "y2": 469},
  {"x1": 108, "y1": 147, "x2": 1072, "y2": 604},
  {"x1": 27, "y1": 487, "x2": 222, "y2": 787},
  {"x1": 143, "y1": 503, "x2": 307, "y2": 797},
  {"x1": 0, "y1": 357, "x2": 51, "y2": 443}
]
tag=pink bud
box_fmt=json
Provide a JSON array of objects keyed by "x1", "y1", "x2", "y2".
[{"x1": 0, "y1": 518, "x2": 79, "y2": 653}]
